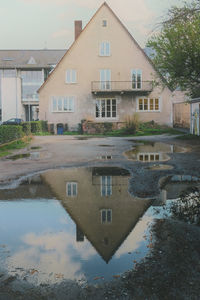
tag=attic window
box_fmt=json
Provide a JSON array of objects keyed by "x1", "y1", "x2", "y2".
[
  {"x1": 102, "y1": 20, "x2": 107, "y2": 27},
  {"x1": 28, "y1": 56, "x2": 36, "y2": 65}
]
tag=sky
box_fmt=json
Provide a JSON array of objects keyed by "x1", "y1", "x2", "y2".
[{"x1": 0, "y1": 0, "x2": 186, "y2": 50}]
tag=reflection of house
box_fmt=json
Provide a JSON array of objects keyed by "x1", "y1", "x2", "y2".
[
  {"x1": 0, "y1": 175, "x2": 54, "y2": 200},
  {"x1": 153, "y1": 175, "x2": 200, "y2": 206},
  {"x1": 41, "y1": 167, "x2": 151, "y2": 262},
  {"x1": 38, "y1": 2, "x2": 174, "y2": 132},
  {"x1": 124, "y1": 142, "x2": 176, "y2": 162},
  {"x1": 0, "y1": 50, "x2": 65, "y2": 122}
]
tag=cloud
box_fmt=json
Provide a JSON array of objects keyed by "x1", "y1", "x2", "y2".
[{"x1": 5, "y1": 231, "x2": 96, "y2": 283}]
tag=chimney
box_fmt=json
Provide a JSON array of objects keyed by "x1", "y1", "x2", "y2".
[{"x1": 74, "y1": 20, "x2": 82, "y2": 40}]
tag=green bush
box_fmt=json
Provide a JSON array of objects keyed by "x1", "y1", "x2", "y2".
[
  {"x1": 124, "y1": 114, "x2": 140, "y2": 134},
  {"x1": 40, "y1": 120, "x2": 48, "y2": 132},
  {"x1": 30, "y1": 121, "x2": 42, "y2": 133},
  {"x1": 21, "y1": 122, "x2": 31, "y2": 135},
  {"x1": 0, "y1": 125, "x2": 24, "y2": 144}
]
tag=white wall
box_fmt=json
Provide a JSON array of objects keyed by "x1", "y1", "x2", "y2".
[{"x1": 1, "y1": 77, "x2": 24, "y2": 122}]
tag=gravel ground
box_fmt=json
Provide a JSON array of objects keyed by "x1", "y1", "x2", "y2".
[{"x1": 0, "y1": 134, "x2": 200, "y2": 299}]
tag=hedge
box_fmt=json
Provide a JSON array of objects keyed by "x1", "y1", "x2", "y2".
[
  {"x1": 22, "y1": 121, "x2": 48, "y2": 133},
  {"x1": 0, "y1": 125, "x2": 24, "y2": 145}
]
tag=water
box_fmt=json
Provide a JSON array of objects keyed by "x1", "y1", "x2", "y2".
[
  {"x1": 0, "y1": 167, "x2": 153, "y2": 285},
  {"x1": 0, "y1": 166, "x2": 199, "y2": 286},
  {"x1": 124, "y1": 141, "x2": 186, "y2": 162},
  {"x1": 6, "y1": 152, "x2": 47, "y2": 161}
]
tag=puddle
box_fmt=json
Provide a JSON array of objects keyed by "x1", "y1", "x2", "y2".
[
  {"x1": 76, "y1": 137, "x2": 89, "y2": 140},
  {"x1": 6, "y1": 152, "x2": 47, "y2": 161},
  {"x1": 146, "y1": 164, "x2": 174, "y2": 171},
  {"x1": 0, "y1": 167, "x2": 152, "y2": 285},
  {"x1": 124, "y1": 142, "x2": 186, "y2": 162},
  {"x1": 0, "y1": 167, "x2": 199, "y2": 286},
  {"x1": 99, "y1": 145, "x2": 114, "y2": 147},
  {"x1": 6, "y1": 153, "x2": 31, "y2": 160},
  {"x1": 98, "y1": 155, "x2": 112, "y2": 160},
  {"x1": 30, "y1": 146, "x2": 41, "y2": 150}
]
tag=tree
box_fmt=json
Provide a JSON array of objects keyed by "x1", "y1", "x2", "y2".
[{"x1": 147, "y1": 0, "x2": 200, "y2": 97}]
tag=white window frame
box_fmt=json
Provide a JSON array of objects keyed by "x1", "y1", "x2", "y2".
[
  {"x1": 51, "y1": 96, "x2": 75, "y2": 113},
  {"x1": 131, "y1": 69, "x2": 142, "y2": 89},
  {"x1": 137, "y1": 97, "x2": 161, "y2": 112},
  {"x1": 96, "y1": 98, "x2": 116, "y2": 119},
  {"x1": 101, "y1": 176, "x2": 112, "y2": 196},
  {"x1": 101, "y1": 209, "x2": 112, "y2": 224},
  {"x1": 66, "y1": 182, "x2": 77, "y2": 197},
  {"x1": 99, "y1": 42, "x2": 110, "y2": 56},
  {"x1": 100, "y1": 69, "x2": 111, "y2": 90},
  {"x1": 65, "y1": 69, "x2": 77, "y2": 84},
  {"x1": 138, "y1": 153, "x2": 160, "y2": 162}
]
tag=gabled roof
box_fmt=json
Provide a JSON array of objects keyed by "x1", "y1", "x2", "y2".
[
  {"x1": 0, "y1": 49, "x2": 66, "y2": 69},
  {"x1": 38, "y1": 1, "x2": 170, "y2": 92}
]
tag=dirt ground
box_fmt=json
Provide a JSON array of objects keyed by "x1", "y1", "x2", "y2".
[{"x1": 0, "y1": 134, "x2": 200, "y2": 299}]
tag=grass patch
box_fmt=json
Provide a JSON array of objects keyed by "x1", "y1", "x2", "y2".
[
  {"x1": 0, "y1": 137, "x2": 31, "y2": 158},
  {"x1": 176, "y1": 134, "x2": 200, "y2": 140},
  {"x1": 0, "y1": 151, "x2": 11, "y2": 157},
  {"x1": 63, "y1": 124, "x2": 184, "y2": 137},
  {"x1": 103, "y1": 124, "x2": 184, "y2": 137}
]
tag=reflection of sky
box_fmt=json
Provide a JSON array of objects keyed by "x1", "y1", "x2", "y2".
[{"x1": 0, "y1": 199, "x2": 152, "y2": 284}]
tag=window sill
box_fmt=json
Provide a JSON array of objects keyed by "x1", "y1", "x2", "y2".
[
  {"x1": 95, "y1": 117, "x2": 117, "y2": 120},
  {"x1": 51, "y1": 111, "x2": 74, "y2": 113},
  {"x1": 65, "y1": 82, "x2": 77, "y2": 85},
  {"x1": 136, "y1": 110, "x2": 161, "y2": 113}
]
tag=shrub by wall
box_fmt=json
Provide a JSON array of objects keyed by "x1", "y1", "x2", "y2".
[
  {"x1": 82, "y1": 121, "x2": 125, "y2": 134},
  {"x1": 0, "y1": 125, "x2": 24, "y2": 145},
  {"x1": 21, "y1": 122, "x2": 31, "y2": 136}
]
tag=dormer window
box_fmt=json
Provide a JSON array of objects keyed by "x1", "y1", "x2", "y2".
[
  {"x1": 102, "y1": 20, "x2": 107, "y2": 27},
  {"x1": 28, "y1": 56, "x2": 36, "y2": 65}
]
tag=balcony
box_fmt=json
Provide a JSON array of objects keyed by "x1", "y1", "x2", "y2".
[{"x1": 91, "y1": 81, "x2": 153, "y2": 95}]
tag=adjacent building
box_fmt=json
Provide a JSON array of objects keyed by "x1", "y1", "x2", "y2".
[
  {"x1": 39, "y1": 2, "x2": 174, "y2": 133},
  {"x1": 0, "y1": 49, "x2": 65, "y2": 122}
]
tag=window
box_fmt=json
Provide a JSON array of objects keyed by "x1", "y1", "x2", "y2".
[
  {"x1": 101, "y1": 176, "x2": 112, "y2": 196},
  {"x1": 96, "y1": 98, "x2": 116, "y2": 118},
  {"x1": 99, "y1": 42, "x2": 110, "y2": 56},
  {"x1": 66, "y1": 182, "x2": 77, "y2": 197},
  {"x1": 131, "y1": 69, "x2": 142, "y2": 89},
  {"x1": 102, "y1": 20, "x2": 107, "y2": 27},
  {"x1": 52, "y1": 96, "x2": 75, "y2": 112},
  {"x1": 65, "y1": 69, "x2": 77, "y2": 83},
  {"x1": 100, "y1": 69, "x2": 111, "y2": 90},
  {"x1": 138, "y1": 153, "x2": 160, "y2": 162},
  {"x1": 101, "y1": 209, "x2": 112, "y2": 224},
  {"x1": 137, "y1": 98, "x2": 160, "y2": 112}
]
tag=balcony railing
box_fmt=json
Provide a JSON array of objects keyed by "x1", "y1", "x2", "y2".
[{"x1": 91, "y1": 81, "x2": 153, "y2": 94}]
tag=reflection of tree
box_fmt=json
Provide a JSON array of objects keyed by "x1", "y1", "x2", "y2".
[{"x1": 170, "y1": 188, "x2": 200, "y2": 225}]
